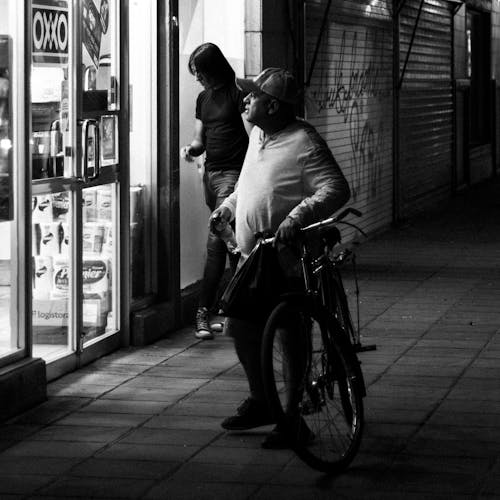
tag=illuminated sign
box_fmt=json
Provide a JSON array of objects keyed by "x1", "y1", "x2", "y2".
[{"x1": 32, "y1": 0, "x2": 69, "y2": 66}]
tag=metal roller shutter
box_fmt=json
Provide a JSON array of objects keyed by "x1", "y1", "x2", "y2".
[
  {"x1": 398, "y1": 0, "x2": 453, "y2": 217},
  {"x1": 304, "y1": 0, "x2": 394, "y2": 239}
]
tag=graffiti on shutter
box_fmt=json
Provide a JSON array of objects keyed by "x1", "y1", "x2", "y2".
[{"x1": 305, "y1": 0, "x2": 393, "y2": 236}]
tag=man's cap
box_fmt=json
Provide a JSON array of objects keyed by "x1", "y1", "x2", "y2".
[{"x1": 236, "y1": 68, "x2": 298, "y2": 104}]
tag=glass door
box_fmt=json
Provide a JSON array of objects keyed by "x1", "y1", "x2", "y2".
[
  {"x1": 0, "y1": 1, "x2": 27, "y2": 366},
  {"x1": 31, "y1": 0, "x2": 124, "y2": 371}
]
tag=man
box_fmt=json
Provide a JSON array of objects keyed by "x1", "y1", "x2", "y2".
[{"x1": 211, "y1": 68, "x2": 351, "y2": 448}]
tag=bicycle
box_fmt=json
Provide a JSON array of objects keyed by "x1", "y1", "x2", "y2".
[{"x1": 260, "y1": 207, "x2": 375, "y2": 474}]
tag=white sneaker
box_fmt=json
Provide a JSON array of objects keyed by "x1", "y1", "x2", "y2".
[
  {"x1": 210, "y1": 320, "x2": 224, "y2": 333},
  {"x1": 195, "y1": 307, "x2": 214, "y2": 340}
]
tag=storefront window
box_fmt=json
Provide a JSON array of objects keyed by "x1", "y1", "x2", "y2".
[{"x1": 0, "y1": 1, "x2": 19, "y2": 361}]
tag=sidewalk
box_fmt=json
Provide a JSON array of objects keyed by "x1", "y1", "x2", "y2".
[{"x1": 1, "y1": 180, "x2": 500, "y2": 499}]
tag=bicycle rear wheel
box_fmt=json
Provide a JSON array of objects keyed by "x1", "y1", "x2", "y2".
[{"x1": 261, "y1": 300, "x2": 364, "y2": 474}]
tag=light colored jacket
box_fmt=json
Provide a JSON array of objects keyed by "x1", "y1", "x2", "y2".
[{"x1": 220, "y1": 119, "x2": 351, "y2": 260}]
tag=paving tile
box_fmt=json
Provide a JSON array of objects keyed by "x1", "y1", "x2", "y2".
[
  {"x1": 0, "y1": 474, "x2": 57, "y2": 495},
  {"x1": 118, "y1": 427, "x2": 221, "y2": 447},
  {"x1": 447, "y1": 379, "x2": 500, "y2": 401},
  {"x1": 81, "y1": 361, "x2": 150, "y2": 376},
  {"x1": 9, "y1": 397, "x2": 92, "y2": 425},
  {"x1": 53, "y1": 371, "x2": 135, "y2": 386},
  {"x1": 190, "y1": 445, "x2": 294, "y2": 467},
  {"x1": 404, "y1": 437, "x2": 500, "y2": 458},
  {"x1": 0, "y1": 440, "x2": 105, "y2": 458},
  {"x1": 0, "y1": 424, "x2": 43, "y2": 441},
  {"x1": 367, "y1": 381, "x2": 449, "y2": 400},
  {"x1": 143, "y1": 481, "x2": 258, "y2": 500},
  {"x1": 366, "y1": 408, "x2": 430, "y2": 424},
  {"x1": 364, "y1": 395, "x2": 438, "y2": 413},
  {"x1": 0, "y1": 456, "x2": 80, "y2": 475},
  {"x1": 28, "y1": 424, "x2": 129, "y2": 443},
  {"x1": 169, "y1": 462, "x2": 283, "y2": 484},
  {"x1": 78, "y1": 399, "x2": 169, "y2": 415},
  {"x1": 211, "y1": 432, "x2": 269, "y2": 449},
  {"x1": 147, "y1": 364, "x2": 231, "y2": 378},
  {"x1": 415, "y1": 424, "x2": 500, "y2": 444},
  {"x1": 144, "y1": 414, "x2": 222, "y2": 431},
  {"x1": 391, "y1": 454, "x2": 491, "y2": 475},
  {"x1": 47, "y1": 384, "x2": 118, "y2": 398},
  {"x1": 437, "y1": 399, "x2": 500, "y2": 414},
  {"x1": 36, "y1": 476, "x2": 154, "y2": 499},
  {"x1": 161, "y1": 401, "x2": 241, "y2": 418},
  {"x1": 100, "y1": 386, "x2": 190, "y2": 402},
  {"x1": 95, "y1": 443, "x2": 199, "y2": 462},
  {"x1": 427, "y1": 409, "x2": 500, "y2": 427},
  {"x1": 120, "y1": 376, "x2": 208, "y2": 389},
  {"x1": 68, "y1": 458, "x2": 179, "y2": 479},
  {"x1": 377, "y1": 468, "x2": 482, "y2": 496},
  {"x1": 375, "y1": 374, "x2": 456, "y2": 388},
  {"x1": 56, "y1": 411, "x2": 151, "y2": 428}
]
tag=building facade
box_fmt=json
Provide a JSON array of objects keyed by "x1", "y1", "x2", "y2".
[{"x1": 1, "y1": 0, "x2": 499, "y2": 420}]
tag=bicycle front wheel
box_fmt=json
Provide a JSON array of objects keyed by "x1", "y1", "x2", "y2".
[{"x1": 261, "y1": 300, "x2": 364, "y2": 474}]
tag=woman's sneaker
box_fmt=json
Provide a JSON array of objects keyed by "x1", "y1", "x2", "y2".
[
  {"x1": 195, "y1": 307, "x2": 214, "y2": 340},
  {"x1": 209, "y1": 320, "x2": 224, "y2": 332}
]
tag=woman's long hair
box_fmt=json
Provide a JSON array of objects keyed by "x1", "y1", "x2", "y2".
[{"x1": 188, "y1": 43, "x2": 235, "y2": 84}]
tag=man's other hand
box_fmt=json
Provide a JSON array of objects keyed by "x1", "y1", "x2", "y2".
[{"x1": 275, "y1": 216, "x2": 301, "y2": 246}]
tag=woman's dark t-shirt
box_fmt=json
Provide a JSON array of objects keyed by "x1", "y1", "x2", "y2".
[{"x1": 196, "y1": 83, "x2": 248, "y2": 172}]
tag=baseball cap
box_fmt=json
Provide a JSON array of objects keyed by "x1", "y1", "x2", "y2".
[{"x1": 236, "y1": 68, "x2": 298, "y2": 104}]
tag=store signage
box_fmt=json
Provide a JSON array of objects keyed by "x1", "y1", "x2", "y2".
[
  {"x1": 82, "y1": 0, "x2": 103, "y2": 69},
  {"x1": 32, "y1": 1, "x2": 69, "y2": 66}
]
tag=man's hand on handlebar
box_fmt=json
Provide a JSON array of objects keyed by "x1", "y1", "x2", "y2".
[{"x1": 275, "y1": 216, "x2": 302, "y2": 246}]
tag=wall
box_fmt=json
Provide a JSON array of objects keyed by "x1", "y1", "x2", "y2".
[
  {"x1": 398, "y1": 0, "x2": 453, "y2": 218},
  {"x1": 304, "y1": 0, "x2": 394, "y2": 238},
  {"x1": 178, "y1": 0, "x2": 245, "y2": 289}
]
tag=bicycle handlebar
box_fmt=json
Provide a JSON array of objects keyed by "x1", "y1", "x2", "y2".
[
  {"x1": 260, "y1": 207, "x2": 363, "y2": 245},
  {"x1": 301, "y1": 207, "x2": 362, "y2": 234}
]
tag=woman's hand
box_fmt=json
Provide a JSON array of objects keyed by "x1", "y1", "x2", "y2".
[
  {"x1": 180, "y1": 145, "x2": 195, "y2": 162},
  {"x1": 209, "y1": 206, "x2": 232, "y2": 232}
]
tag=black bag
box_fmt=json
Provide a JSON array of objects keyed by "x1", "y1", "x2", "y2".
[{"x1": 218, "y1": 238, "x2": 288, "y2": 322}]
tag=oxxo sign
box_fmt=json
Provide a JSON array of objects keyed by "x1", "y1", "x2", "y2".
[{"x1": 32, "y1": 1, "x2": 69, "y2": 66}]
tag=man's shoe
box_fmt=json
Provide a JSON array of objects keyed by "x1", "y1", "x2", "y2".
[
  {"x1": 221, "y1": 398, "x2": 275, "y2": 431},
  {"x1": 195, "y1": 307, "x2": 214, "y2": 340},
  {"x1": 261, "y1": 420, "x2": 314, "y2": 449}
]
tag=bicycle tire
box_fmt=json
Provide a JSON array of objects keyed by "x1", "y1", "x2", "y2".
[{"x1": 261, "y1": 299, "x2": 364, "y2": 474}]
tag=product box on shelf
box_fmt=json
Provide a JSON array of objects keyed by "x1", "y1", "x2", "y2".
[
  {"x1": 82, "y1": 189, "x2": 97, "y2": 222},
  {"x1": 32, "y1": 298, "x2": 68, "y2": 327},
  {"x1": 32, "y1": 194, "x2": 53, "y2": 223},
  {"x1": 83, "y1": 256, "x2": 111, "y2": 311},
  {"x1": 96, "y1": 187, "x2": 112, "y2": 221}
]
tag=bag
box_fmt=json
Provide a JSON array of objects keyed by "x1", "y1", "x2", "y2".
[{"x1": 218, "y1": 239, "x2": 288, "y2": 322}]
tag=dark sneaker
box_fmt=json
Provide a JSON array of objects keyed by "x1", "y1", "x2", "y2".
[
  {"x1": 261, "y1": 420, "x2": 314, "y2": 449},
  {"x1": 195, "y1": 307, "x2": 214, "y2": 340},
  {"x1": 221, "y1": 398, "x2": 275, "y2": 431}
]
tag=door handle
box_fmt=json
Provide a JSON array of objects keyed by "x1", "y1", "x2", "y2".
[{"x1": 79, "y1": 118, "x2": 101, "y2": 182}]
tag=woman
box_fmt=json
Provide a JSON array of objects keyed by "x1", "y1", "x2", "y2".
[{"x1": 181, "y1": 43, "x2": 251, "y2": 340}]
